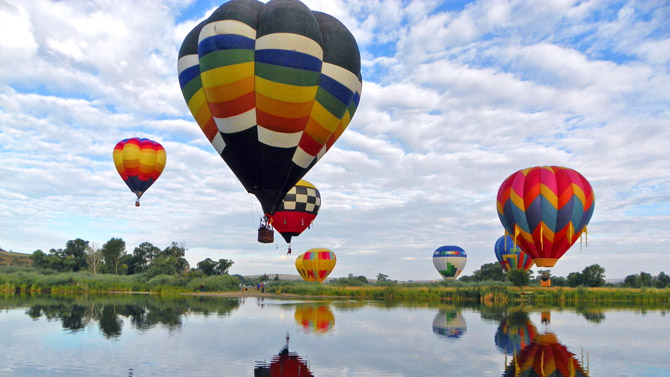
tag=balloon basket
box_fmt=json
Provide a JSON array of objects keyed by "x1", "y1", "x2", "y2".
[{"x1": 258, "y1": 227, "x2": 274, "y2": 243}]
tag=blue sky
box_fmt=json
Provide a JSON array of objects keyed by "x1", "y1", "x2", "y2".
[{"x1": 1, "y1": 0, "x2": 669, "y2": 281}]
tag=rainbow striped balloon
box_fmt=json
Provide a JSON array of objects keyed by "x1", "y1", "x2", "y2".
[
  {"x1": 295, "y1": 248, "x2": 336, "y2": 283},
  {"x1": 113, "y1": 138, "x2": 166, "y2": 206},
  {"x1": 178, "y1": 0, "x2": 362, "y2": 215},
  {"x1": 494, "y1": 235, "x2": 534, "y2": 272},
  {"x1": 496, "y1": 166, "x2": 595, "y2": 267}
]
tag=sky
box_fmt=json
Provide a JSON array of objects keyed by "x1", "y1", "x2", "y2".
[{"x1": 0, "y1": 0, "x2": 669, "y2": 281}]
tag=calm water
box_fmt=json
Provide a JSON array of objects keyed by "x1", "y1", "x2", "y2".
[{"x1": 0, "y1": 294, "x2": 668, "y2": 377}]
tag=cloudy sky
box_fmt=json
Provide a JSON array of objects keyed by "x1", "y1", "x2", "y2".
[{"x1": 1, "y1": 0, "x2": 668, "y2": 281}]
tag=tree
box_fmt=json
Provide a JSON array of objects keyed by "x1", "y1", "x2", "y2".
[
  {"x1": 101, "y1": 238, "x2": 126, "y2": 275},
  {"x1": 507, "y1": 269, "x2": 531, "y2": 287},
  {"x1": 639, "y1": 271, "x2": 653, "y2": 287},
  {"x1": 567, "y1": 272, "x2": 583, "y2": 287},
  {"x1": 462, "y1": 262, "x2": 506, "y2": 282},
  {"x1": 215, "y1": 259, "x2": 234, "y2": 275},
  {"x1": 580, "y1": 264, "x2": 606, "y2": 287},
  {"x1": 274, "y1": 274, "x2": 279, "y2": 281},
  {"x1": 63, "y1": 238, "x2": 89, "y2": 272},
  {"x1": 132, "y1": 242, "x2": 161, "y2": 273},
  {"x1": 654, "y1": 272, "x2": 670, "y2": 288},
  {"x1": 30, "y1": 250, "x2": 47, "y2": 268},
  {"x1": 197, "y1": 258, "x2": 218, "y2": 276},
  {"x1": 86, "y1": 242, "x2": 103, "y2": 274},
  {"x1": 376, "y1": 273, "x2": 389, "y2": 282}
]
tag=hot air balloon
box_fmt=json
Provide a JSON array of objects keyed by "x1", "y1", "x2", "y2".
[
  {"x1": 496, "y1": 166, "x2": 595, "y2": 267},
  {"x1": 178, "y1": 0, "x2": 362, "y2": 220},
  {"x1": 494, "y1": 235, "x2": 534, "y2": 272},
  {"x1": 295, "y1": 248, "x2": 336, "y2": 283},
  {"x1": 432, "y1": 309, "x2": 467, "y2": 340},
  {"x1": 294, "y1": 304, "x2": 334, "y2": 334},
  {"x1": 270, "y1": 180, "x2": 321, "y2": 250},
  {"x1": 433, "y1": 246, "x2": 467, "y2": 280},
  {"x1": 503, "y1": 333, "x2": 589, "y2": 377},
  {"x1": 113, "y1": 138, "x2": 166, "y2": 206}
]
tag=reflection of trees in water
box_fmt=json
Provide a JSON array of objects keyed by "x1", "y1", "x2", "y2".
[{"x1": 14, "y1": 294, "x2": 240, "y2": 338}]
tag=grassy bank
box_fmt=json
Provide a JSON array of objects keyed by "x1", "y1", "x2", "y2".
[{"x1": 2, "y1": 268, "x2": 669, "y2": 306}]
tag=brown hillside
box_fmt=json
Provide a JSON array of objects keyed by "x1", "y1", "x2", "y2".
[{"x1": 0, "y1": 250, "x2": 33, "y2": 267}]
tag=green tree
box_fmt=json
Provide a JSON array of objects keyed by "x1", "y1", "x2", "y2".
[
  {"x1": 101, "y1": 238, "x2": 126, "y2": 275},
  {"x1": 376, "y1": 273, "x2": 389, "y2": 282},
  {"x1": 567, "y1": 272, "x2": 583, "y2": 287},
  {"x1": 639, "y1": 271, "x2": 653, "y2": 287},
  {"x1": 580, "y1": 264, "x2": 606, "y2": 287},
  {"x1": 30, "y1": 249, "x2": 47, "y2": 268},
  {"x1": 507, "y1": 269, "x2": 531, "y2": 287},
  {"x1": 215, "y1": 258, "x2": 234, "y2": 275},
  {"x1": 63, "y1": 238, "x2": 89, "y2": 272},
  {"x1": 132, "y1": 242, "x2": 161, "y2": 273},
  {"x1": 471, "y1": 262, "x2": 506, "y2": 282},
  {"x1": 623, "y1": 274, "x2": 640, "y2": 288},
  {"x1": 654, "y1": 272, "x2": 670, "y2": 288},
  {"x1": 197, "y1": 258, "x2": 218, "y2": 276},
  {"x1": 85, "y1": 242, "x2": 103, "y2": 274}
]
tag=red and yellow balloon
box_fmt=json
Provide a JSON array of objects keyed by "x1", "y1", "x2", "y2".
[
  {"x1": 113, "y1": 138, "x2": 166, "y2": 206},
  {"x1": 295, "y1": 248, "x2": 336, "y2": 283},
  {"x1": 270, "y1": 180, "x2": 320, "y2": 244}
]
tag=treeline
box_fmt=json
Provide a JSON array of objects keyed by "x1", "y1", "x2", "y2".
[
  {"x1": 27, "y1": 238, "x2": 233, "y2": 278},
  {"x1": 456, "y1": 262, "x2": 670, "y2": 288}
]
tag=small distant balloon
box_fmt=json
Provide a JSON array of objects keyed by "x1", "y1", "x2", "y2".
[
  {"x1": 494, "y1": 235, "x2": 534, "y2": 272},
  {"x1": 295, "y1": 248, "x2": 336, "y2": 283},
  {"x1": 113, "y1": 138, "x2": 166, "y2": 206},
  {"x1": 433, "y1": 246, "x2": 467, "y2": 280}
]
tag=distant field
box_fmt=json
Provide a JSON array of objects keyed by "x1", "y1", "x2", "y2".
[{"x1": 0, "y1": 251, "x2": 32, "y2": 267}]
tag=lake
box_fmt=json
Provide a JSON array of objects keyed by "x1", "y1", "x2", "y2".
[{"x1": 0, "y1": 293, "x2": 668, "y2": 376}]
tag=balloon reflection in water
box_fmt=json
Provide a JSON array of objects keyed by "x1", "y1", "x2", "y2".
[
  {"x1": 294, "y1": 304, "x2": 335, "y2": 334},
  {"x1": 503, "y1": 332, "x2": 589, "y2": 377},
  {"x1": 432, "y1": 309, "x2": 467, "y2": 340},
  {"x1": 254, "y1": 336, "x2": 313, "y2": 377},
  {"x1": 495, "y1": 310, "x2": 538, "y2": 355}
]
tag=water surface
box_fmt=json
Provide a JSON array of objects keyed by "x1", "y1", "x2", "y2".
[{"x1": 0, "y1": 294, "x2": 668, "y2": 376}]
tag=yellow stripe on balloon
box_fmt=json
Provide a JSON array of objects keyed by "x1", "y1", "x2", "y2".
[
  {"x1": 255, "y1": 76, "x2": 318, "y2": 103},
  {"x1": 200, "y1": 62, "x2": 254, "y2": 88},
  {"x1": 187, "y1": 89, "x2": 211, "y2": 125},
  {"x1": 139, "y1": 148, "x2": 157, "y2": 174},
  {"x1": 155, "y1": 149, "x2": 166, "y2": 171},
  {"x1": 113, "y1": 151, "x2": 125, "y2": 173},
  {"x1": 539, "y1": 183, "x2": 558, "y2": 209},
  {"x1": 256, "y1": 92, "x2": 313, "y2": 119},
  {"x1": 571, "y1": 183, "x2": 586, "y2": 205},
  {"x1": 123, "y1": 144, "x2": 140, "y2": 168},
  {"x1": 307, "y1": 102, "x2": 340, "y2": 132},
  {"x1": 510, "y1": 189, "x2": 525, "y2": 211},
  {"x1": 204, "y1": 76, "x2": 254, "y2": 103}
]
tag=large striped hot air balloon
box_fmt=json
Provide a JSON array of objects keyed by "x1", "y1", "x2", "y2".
[
  {"x1": 494, "y1": 235, "x2": 534, "y2": 272},
  {"x1": 270, "y1": 180, "x2": 321, "y2": 245},
  {"x1": 495, "y1": 310, "x2": 537, "y2": 355},
  {"x1": 113, "y1": 138, "x2": 166, "y2": 206},
  {"x1": 177, "y1": 0, "x2": 362, "y2": 217},
  {"x1": 433, "y1": 246, "x2": 467, "y2": 280},
  {"x1": 295, "y1": 248, "x2": 336, "y2": 283},
  {"x1": 496, "y1": 166, "x2": 595, "y2": 267}
]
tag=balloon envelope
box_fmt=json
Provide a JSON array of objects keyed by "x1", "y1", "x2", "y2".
[
  {"x1": 494, "y1": 235, "x2": 534, "y2": 272},
  {"x1": 270, "y1": 180, "x2": 320, "y2": 244},
  {"x1": 496, "y1": 166, "x2": 595, "y2": 267},
  {"x1": 113, "y1": 138, "x2": 166, "y2": 205},
  {"x1": 178, "y1": 0, "x2": 362, "y2": 215},
  {"x1": 295, "y1": 248, "x2": 336, "y2": 283},
  {"x1": 433, "y1": 246, "x2": 467, "y2": 280}
]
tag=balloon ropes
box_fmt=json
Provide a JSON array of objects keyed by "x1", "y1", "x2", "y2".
[
  {"x1": 270, "y1": 180, "x2": 321, "y2": 252},
  {"x1": 113, "y1": 138, "x2": 166, "y2": 206},
  {"x1": 496, "y1": 166, "x2": 595, "y2": 267},
  {"x1": 178, "y1": 0, "x2": 362, "y2": 232},
  {"x1": 295, "y1": 248, "x2": 336, "y2": 283},
  {"x1": 494, "y1": 235, "x2": 534, "y2": 272},
  {"x1": 432, "y1": 246, "x2": 467, "y2": 280}
]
